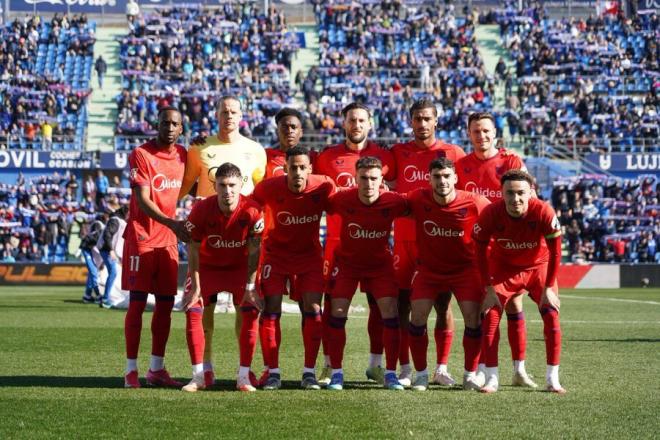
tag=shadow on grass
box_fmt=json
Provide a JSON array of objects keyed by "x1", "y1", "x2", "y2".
[
  {"x1": 568, "y1": 338, "x2": 660, "y2": 343},
  {"x1": 0, "y1": 376, "x2": 126, "y2": 388}
]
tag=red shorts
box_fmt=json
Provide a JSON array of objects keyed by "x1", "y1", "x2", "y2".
[
  {"x1": 260, "y1": 253, "x2": 324, "y2": 300},
  {"x1": 491, "y1": 263, "x2": 559, "y2": 306},
  {"x1": 393, "y1": 240, "x2": 418, "y2": 290},
  {"x1": 329, "y1": 263, "x2": 398, "y2": 300},
  {"x1": 411, "y1": 268, "x2": 484, "y2": 303},
  {"x1": 183, "y1": 265, "x2": 247, "y2": 304},
  {"x1": 121, "y1": 242, "x2": 179, "y2": 296}
]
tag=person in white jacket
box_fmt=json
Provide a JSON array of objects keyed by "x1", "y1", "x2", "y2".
[{"x1": 98, "y1": 206, "x2": 128, "y2": 308}]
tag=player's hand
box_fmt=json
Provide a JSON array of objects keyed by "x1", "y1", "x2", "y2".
[
  {"x1": 480, "y1": 286, "x2": 502, "y2": 314},
  {"x1": 500, "y1": 148, "x2": 516, "y2": 156},
  {"x1": 540, "y1": 287, "x2": 560, "y2": 311},
  {"x1": 170, "y1": 219, "x2": 191, "y2": 242},
  {"x1": 243, "y1": 287, "x2": 263, "y2": 312},
  {"x1": 182, "y1": 283, "x2": 201, "y2": 312},
  {"x1": 190, "y1": 135, "x2": 207, "y2": 146}
]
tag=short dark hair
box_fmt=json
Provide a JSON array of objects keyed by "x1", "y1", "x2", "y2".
[
  {"x1": 215, "y1": 162, "x2": 242, "y2": 179},
  {"x1": 429, "y1": 157, "x2": 455, "y2": 172},
  {"x1": 341, "y1": 102, "x2": 371, "y2": 118},
  {"x1": 467, "y1": 112, "x2": 496, "y2": 129},
  {"x1": 355, "y1": 156, "x2": 382, "y2": 171},
  {"x1": 409, "y1": 99, "x2": 437, "y2": 118},
  {"x1": 275, "y1": 108, "x2": 303, "y2": 125},
  {"x1": 500, "y1": 169, "x2": 535, "y2": 187},
  {"x1": 285, "y1": 145, "x2": 310, "y2": 160},
  {"x1": 158, "y1": 106, "x2": 180, "y2": 118},
  {"x1": 217, "y1": 95, "x2": 242, "y2": 110}
]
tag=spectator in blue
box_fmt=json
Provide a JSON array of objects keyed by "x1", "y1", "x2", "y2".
[
  {"x1": 80, "y1": 214, "x2": 104, "y2": 303},
  {"x1": 95, "y1": 170, "x2": 109, "y2": 207},
  {"x1": 97, "y1": 206, "x2": 126, "y2": 308}
]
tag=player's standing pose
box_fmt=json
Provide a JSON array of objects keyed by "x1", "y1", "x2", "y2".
[
  {"x1": 251, "y1": 146, "x2": 335, "y2": 390},
  {"x1": 456, "y1": 112, "x2": 537, "y2": 388},
  {"x1": 325, "y1": 157, "x2": 408, "y2": 391},
  {"x1": 122, "y1": 107, "x2": 188, "y2": 388},
  {"x1": 178, "y1": 95, "x2": 266, "y2": 387},
  {"x1": 473, "y1": 170, "x2": 565, "y2": 394},
  {"x1": 390, "y1": 99, "x2": 465, "y2": 386},
  {"x1": 315, "y1": 102, "x2": 396, "y2": 385},
  {"x1": 406, "y1": 158, "x2": 489, "y2": 391},
  {"x1": 180, "y1": 163, "x2": 264, "y2": 392}
]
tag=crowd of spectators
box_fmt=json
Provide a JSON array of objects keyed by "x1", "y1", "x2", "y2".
[
  {"x1": 300, "y1": 0, "x2": 492, "y2": 145},
  {"x1": 114, "y1": 4, "x2": 300, "y2": 150},
  {"x1": 0, "y1": 14, "x2": 95, "y2": 150},
  {"x1": 552, "y1": 174, "x2": 659, "y2": 263},
  {"x1": 496, "y1": 1, "x2": 659, "y2": 155}
]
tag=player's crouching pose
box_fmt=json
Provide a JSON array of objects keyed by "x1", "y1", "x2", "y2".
[
  {"x1": 251, "y1": 146, "x2": 336, "y2": 390},
  {"x1": 122, "y1": 107, "x2": 189, "y2": 388},
  {"x1": 473, "y1": 170, "x2": 565, "y2": 394},
  {"x1": 406, "y1": 158, "x2": 490, "y2": 391},
  {"x1": 325, "y1": 157, "x2": 409, "y2": 391},
  {"x1": 181, "y1": 163, "x2": 264, "y2": 392}
]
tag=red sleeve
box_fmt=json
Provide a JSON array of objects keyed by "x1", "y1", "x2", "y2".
[
  {"x1": 541, "y1": 203, "x2": 562, "y2": 239},
  {"x1": 187, "y1": 202, "x2": 205, "y2": 242},
  {"x1": 251, "y1": 180, "x2": 267, "y2": 206},
  {"x1": 326, "y1": 191, "x2": 339, "y2": 214},
  {"x1": 128, "y1": 149, "x2": 150, "y2": 188},
  {"x1": 545, "y1": 235, "x2": 561, "y2": 288},
  {"x1": 394, "y1": 193, "x2": 409, "y2": 217},
  {"x1": 474, "y1": 194, "x2": 491, "y2": 214},
  {"x1": 382, "y1": 149, "x2": 397, "y2": 181}
]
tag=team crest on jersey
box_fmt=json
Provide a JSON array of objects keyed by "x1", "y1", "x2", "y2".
[
  {"x1": 311, "y1": 194, "x2": 321, "y2": 203},
  {"x1": 238, "y1": 219, "x2": 248, "y2": 228},
  {"x1": 207, "y1": 221, "x2": 217, "y2": 229},
  {"x1": 495, "y1": 165, "x2": 505, "y2": 176},
  {"x1": 276, "y1": 197, "x2": 285, "y2": 204},
  {"x1": 528, "y1": 221, "x2": 537, "y2": 230},
  {"x1": 346, "y1": 207, "x2": 355, "y2": 214},
  {"x1": 335, "y1": 159, "x2": 344, "y2": 165},
  {"x1": 462, "y1": 167, "x2": 471, "y2": 174},
  {"x1": 381, "y1": 208, "x2": 391, "y2": 218},
  {"x1": 435, "y1": 151, "x2": 447, "y2": 158},
  {"x1": 458, "y1": 208, "x2": 468, "y2": 217},
  {"x1": 424, "y1": 204, "x2": 432, "y2": 212},
  {"x1": 207, "y1": 153, "x2": 216, "y2": 159},
  {"x1": 495, "y1": 223, "x2": 505, "y2": 232}
]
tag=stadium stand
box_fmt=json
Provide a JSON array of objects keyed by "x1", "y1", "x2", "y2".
[
  {"x1": 0, "y1": 14, "x2": 96, "y2": 151},
  {"x1": 114, "y1": 3, "x2": 300, "y2": 150},
  {"x1": 305, "y1": 0, "x2": 494, "y2": 146},
  {"x1": 495, "y1": 2, "x2": 659, "y2": 156}
]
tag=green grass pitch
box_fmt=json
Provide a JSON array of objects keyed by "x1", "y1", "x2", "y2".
[{"x1": 0, "y1": 286, "x2": 659, "y2": 439}]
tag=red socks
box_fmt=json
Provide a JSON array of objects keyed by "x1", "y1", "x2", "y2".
[
  {"x1": 507, "y1": 312, "x2": 527, "y2": 361},
  {"x1": 303, "y1": 311, "x2": 323, "y2": 369},
  {"x1": 185, "y1": 302, "x2": 205, "y2": 365},
  {"x1": 259, "y1": 313, "x2": 281, "y2": 369},
  {"x1": 408, "y1": 323, "x2": 428, "y2": 372},
  {"x1": 463, "y1": 327, "x2": 482, "y2": 372},
  {"x1": 382, "y1": 318, "x2": 401, "y2": 371},
  {"x1": 367, "y1": 294, "x2": 384, "y2": 356},
  {"x1": 239, "y1": 306, "x2": 260, "y2": 368},
  {"x1": 434, "y1": 328, "x2": 454, "y2": 365},
  {"x1": 327, "y1": 315, "x2": 347, "y2": 369},
  {"x1": 124, "y1": 291, "x2": 147, "y2": 359},
  {"x1": 151, "y1": 295, "x2": 174, "y2": 357},
  {"x1": 481, "y1": 307, "x2": 503, "y2": 367},
  {"x1": 541, "y1": 306, "x2": 561, "y2": 365}
]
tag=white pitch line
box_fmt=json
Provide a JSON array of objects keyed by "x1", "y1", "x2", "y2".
[{"x1": 562, "y1": 294, "x2": 660, "y2": 306}]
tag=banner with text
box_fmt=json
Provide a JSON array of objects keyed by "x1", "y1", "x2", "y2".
[
  {"x1": 0, "y1": 150, "x2": 94, "y2": 170},
  {"x1": 585, "y1": 153, "x2": 660, "y2": 173},
  {"x1": 9, "y1": 0, "x2": 125, "y2": 14}
]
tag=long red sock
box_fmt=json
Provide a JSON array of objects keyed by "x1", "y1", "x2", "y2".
[
  {"x1": 541, "y1": 306, "x2": 561, "y2": 365},
  {"x1": 382, "y1": 317, "x2": 401, "y2": 371},
  {"x1": 185, "y1": 302, "x2": 205, "y2": 365},
  {"x1": 151, "y1": 295, "x2": 174, "y2": 357},
  {"x1": 507, "y1": 312, "x2": 527, "y2": 361},
  {"x1": 125, "y1": 291, "x2": 147, "y2": 359},
  {"x1": 434, "y1": 328, "x2": 454, "y2": 365},
  {"x1": 259, "y1": 313, "x2": 281, "y2": 369},
  {"x1": 408, "y1": 323, "x2": 428, "y2": 372},
  {"x1": 327, "y1": 315, "x2": 347, "y2": 369},
  {"x1": 303, "y1": 311, "x2": 323, "y2": 369},
  {"x1": 481, "y1": 307, "x2": 503, "y2": 368},
  {"x1": 239, "y1": 306, "x2": 259, "y2": 368},
  {"x1": 463, "y1": 326, "x2": 482, "y2": 372},
  {"x1": 321, "y1": 294, "x2": 331, "y2": 358},
  {"x1": 366, "y1": 293, "x2": 383, "y2": 355}
]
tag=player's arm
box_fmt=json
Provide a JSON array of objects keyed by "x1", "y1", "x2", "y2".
[
  {"x1": 243, "y1": 213, "x2": 264, "y2": 310},
  {"x1": 472, "y1": 214, "x2": 501, "y2": 312},
  {"x1": 182, "y1": 239, "x2": 201, "y2": 311},
  {"x1": 133, "y1": 185, "x2": 190, "y2": 242},
  {"x1": 178, "y1": 146, "x2": 201, "y2": 200},
  {"x1": 541, "y1": 213, "x2": 562, "y2": 310}
]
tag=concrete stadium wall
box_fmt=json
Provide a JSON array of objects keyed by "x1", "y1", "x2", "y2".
[{"x1": 2, "y1": 263, "x2": 659, "y2": 289}]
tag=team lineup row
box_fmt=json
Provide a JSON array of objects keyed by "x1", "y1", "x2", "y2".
[{"x1": 119, "y1": 97, "x2": 565, "y2": 394}]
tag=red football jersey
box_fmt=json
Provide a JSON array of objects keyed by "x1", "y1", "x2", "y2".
[
  {"x1": 327, "y1": 188, "x2": 408, "y2": 272},
  {"x1": 251, "y1": 174, "x2": 335, "y2": 259},
  {"x1": 472, "y1": 198, "x2": 561, "y2": 269},
  {"x1": 315, "y1": 142, "x2": 396, "y2": 238},
  {"x1": 391, "y1": 140, "x2": 466, "y2": 241},
  {"x1": 186, "y1": 195, "x2": 263, "y2": 270},
  {"x1": 407, "y1": 188, "x2": 489, "y2": 274},
  {"x1": 456, "y1": 150, "x2": 526, "y2": 202},
  {"x1": 124, "y1": 140, "x2": 187, "y2": 248}
]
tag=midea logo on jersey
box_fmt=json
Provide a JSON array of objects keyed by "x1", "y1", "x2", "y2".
[
  {"x1": 403, "y1": 165, "x2": 429, "y2": 183},
  {"x1": 207, "y1": 235, "x2": 246, "y2": 249},
  {"x1": 336, "y1": 172, "x2": 356, "y2": 187},
  {"x1": 151, "y1": 174, "x2": 182, "y2": 192},
  {"x1": 465, "y1": 182, "x2": 501, "y2": 199},
  {"x1": 423, "y1": 221, "x2": 464, "y2": 238},
  {"x1": 277, "y1": 211, "x2": 319, "y2": 226},
  {"x1": 497, "y1": 239, "x2": 538, "y2": 250},
  {"x1": 348, "y1": 223, "x2": 388, "y2": 239}
]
